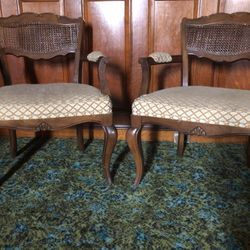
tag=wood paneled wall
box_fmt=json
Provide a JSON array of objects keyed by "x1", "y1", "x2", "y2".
[{"x1": 0, "y1": 0, "x2": 249, "y2": 142}]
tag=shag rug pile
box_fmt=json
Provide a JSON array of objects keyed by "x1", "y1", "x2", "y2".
[{"x1": 0, "y1": 137, "x2": 249, "y2": 249}]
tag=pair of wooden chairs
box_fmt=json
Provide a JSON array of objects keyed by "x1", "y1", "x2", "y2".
[{"x1": 0, "y1": 12, "x2": 249, "y2": 187}]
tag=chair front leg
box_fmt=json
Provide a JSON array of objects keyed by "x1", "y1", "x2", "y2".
[
  {"x1": 127, "y1": 127, "x2": 144, "y2": 187},
  {"x1": 9, "y1": 129, "x2": 17, "y2": 158},
  {"x1": 102, "y1": 125, "x2": 117, "y2": 184}
]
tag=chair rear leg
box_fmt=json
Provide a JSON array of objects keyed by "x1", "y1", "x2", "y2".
[
  {"x1": 127, "y1": 127, "x2": 144, "y2": 187},
  {"x1": 177, "y1": 132, "x2": 186, "y2": 157},
  {"x1": 76, "y1": 125, "x2": 84, "y2": 151},
  {"x1": 102, "y1": 125, "x2": 117, "y2": 184},
  {"x1": 247, "y1": 136, "x2": 250, "y2": 168},
  {"x1": 9, "y1": 129, "x2": 17, "y2": 158}
]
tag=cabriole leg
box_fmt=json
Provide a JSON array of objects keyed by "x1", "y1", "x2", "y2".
[
  {"x1": 127, "y1": 127, "x2": 143, "y2": 187},
  {"x1": 102, "y1": 125, "x2": 117, "y2": 184}
]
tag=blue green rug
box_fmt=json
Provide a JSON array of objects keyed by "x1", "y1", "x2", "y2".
[{"x1": 0, "y1": 137, "x2": 249, "y2": 249}]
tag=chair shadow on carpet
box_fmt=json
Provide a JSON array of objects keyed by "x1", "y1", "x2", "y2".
[
  {"x1": 0, "y1": 128, "x2": 99, "y2": 187},
  {"x1": 110, "y1": 140, "x2": 159, "y2": 184},
  {"x1": 111, "y1": 145, "x2": 130, "y2": 181},
  {"x1": 0, "y1": 135, "x2": 50, "y2": 187}
]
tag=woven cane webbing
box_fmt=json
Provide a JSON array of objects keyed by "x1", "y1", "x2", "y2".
[
  {"x1": 186, "y1": 23, "x2": 250, "y2": 56},
  {"x1": 0, "y1": 21, "x2": 80, "y2": 57}
]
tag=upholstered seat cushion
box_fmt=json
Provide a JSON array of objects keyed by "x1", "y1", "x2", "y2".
[
  {"x1": 0, "y1": 83, "x2": 112, "y2": 120},
  {"x1": 132, "y1": 86, "x2": 250, "y2": 128}
]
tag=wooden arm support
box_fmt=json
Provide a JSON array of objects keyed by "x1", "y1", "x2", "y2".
[
  {"x1": 138, "y1": 54, "x2": 182, "y2": 96},
  {"x1": 84, "y1": 51, "x2": 110, "y2": 96},
  {"x1": 0, "y1": 51, "x2": 12, "y2": 86}
]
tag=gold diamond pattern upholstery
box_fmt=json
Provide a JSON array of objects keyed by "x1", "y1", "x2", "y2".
[
  {"x1": 0, "y1": 83, "x2": 112, "y2": 120},
  {"x1": 132, "y1": 86, "x2": 250, "y2": 128}
]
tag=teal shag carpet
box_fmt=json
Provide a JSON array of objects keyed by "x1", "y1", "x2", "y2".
[{"x1": 0, "y1": 137, "x2": 249, "y2": 249}]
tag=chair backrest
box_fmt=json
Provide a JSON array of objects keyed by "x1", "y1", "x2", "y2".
[
  {"x1": 181, "y1": 12, "x2": 250, "y2": 86},
  {"x1": 0, "y1": 12, "x2": 84, "y2": 83}
]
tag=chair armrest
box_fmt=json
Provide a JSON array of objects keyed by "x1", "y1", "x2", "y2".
[
  {"x1": 140, "y1": 52, "x2": 182, "y2": 65},
  {"x1": 148, "y1": 52, "x2": 172, "y2": 63},
  {"x1": 87, "y1": 51, "x2": 105, "y2": 62},
  {"x1": 85, "y1": 51, "x2": 110, "y2": 95},
  {"x1": 138, "y1": 52, "x2": 182, "y2": 95}
]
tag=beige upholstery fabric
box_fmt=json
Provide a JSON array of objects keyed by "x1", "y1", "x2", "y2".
[
  {"x1": 132, "y1": 86, "x2": 250, "y2": 128},
  {"x1": 148, "y1": 52, "x2": 172, "y2": 63},
  {"x1": 0, "y1": 83, "x2": 112, "y2": 121},
  {"x1": 87, "y1": 51, "x2": 105, "y2": 62}
]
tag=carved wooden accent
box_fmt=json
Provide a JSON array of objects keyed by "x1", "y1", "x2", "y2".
[
  {"x1": 36, "y1": 122, "x2": 52, "y2": 132},
  {"x1": 190, "y1": 126, "x2": 207, "y2": 136}
]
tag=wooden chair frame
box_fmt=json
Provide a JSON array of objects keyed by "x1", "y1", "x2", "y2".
[
  {"x1": 127, "y1": 12, "x2": 250, "y2": 187},
  {"x1": 0, "y1": 13, "x2": 117, "y2": 184}
]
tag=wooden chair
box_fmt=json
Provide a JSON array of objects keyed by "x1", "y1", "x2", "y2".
[
  {"x1": 0, "y1": 13, "x2": 117, "y2": 184},
  {"x1": 127, "y1": 12, "x2": 250, "y2": 187}
]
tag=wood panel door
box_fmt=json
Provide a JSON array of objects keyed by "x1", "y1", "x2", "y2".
[
  {"x1": 82, "y1": 0, "x2": 130, "y2": 110},
  {"x1": 0, "y1": 0, "x2": 249, "y2": 142}
]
